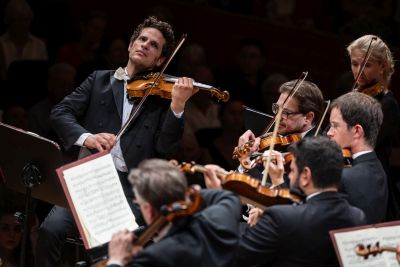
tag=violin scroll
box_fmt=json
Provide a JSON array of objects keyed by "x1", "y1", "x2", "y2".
[{"x1": 355, "y1": 242, "x2": 397, "y2": 259}]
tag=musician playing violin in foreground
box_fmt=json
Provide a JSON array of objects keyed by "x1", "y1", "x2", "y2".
[
  {"x1": 106, "y1": 159, "x2": 241, "y2": 267},
  {"x1": 36, "y1": 16, "x2": 197, "y2": 267},
  {"x1": 205, "y1": 136, "x2": 366, "y2": 267},
  {"x1": 235, "y1": 79, "x2": 324, "y2": 185},
  {"x1": 327, "y1": 92, "x2": 388, "y2": 224}
]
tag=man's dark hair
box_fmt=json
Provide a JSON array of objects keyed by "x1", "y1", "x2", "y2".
[
  {"x1": 279, "y1": 80, "x2": 324, "y2": 125},
  {"x1": 128, "y1": 159, "x2": 187, "y2": 210},
  {"x1": 288, "y1": 136, "x2": 343, "y2": 189},
  {"x1": 130, "y1": 16, "x2": 175, "y2": 59},
  {"x1": 330, "y1": 92, "x2": 383, "y2": 148}
]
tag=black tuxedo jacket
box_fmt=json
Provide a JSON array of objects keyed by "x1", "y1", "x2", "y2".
[
  {"x1": 50, "y1": 70, "x2": 183, "y2": 169},
  {"x1": 125, "y1": 189, "x2": 242, "y2": 267},
  {"x1": 340, "y1": 152, "x2": 388, "y2": 224},
  {"x1": 237, "y1": 191, "x2": 366, "y2": 267}
]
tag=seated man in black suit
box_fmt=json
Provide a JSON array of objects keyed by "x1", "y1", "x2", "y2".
[
  {"x1": 205, "y1": 136, "x2": 366, "y2": 266},
  {"x1": 105, "y1": 158, "x2": 242, "y2": 267},
  {"x1": 327, "y1": 92, "x2": 388, "y2": 224}
]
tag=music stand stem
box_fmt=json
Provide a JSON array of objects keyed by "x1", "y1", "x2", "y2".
[{"x1": 19, "y1": 163, "x2": 42, "y2": 267}]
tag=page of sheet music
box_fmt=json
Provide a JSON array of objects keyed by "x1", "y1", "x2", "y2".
[
  {"x1": 63, "y1": 153, "x2": 138, "y2": 248},
  {"x1": 333, "y1": 225, "x2": 400, "y2": 267}
]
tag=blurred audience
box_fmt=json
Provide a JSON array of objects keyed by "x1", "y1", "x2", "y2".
[
  {"x1": 0, "y1": 0, "x2": 48, "y2": 80},
  {"x1": 197, "y1": 99, "x2": 245, "y2": 170},
  {"x1": 215, "y1": 38, "x2": 267, "y2": 111},
  {"x1": 56, "y1": 9, "x2": 107, "y2": 69}
]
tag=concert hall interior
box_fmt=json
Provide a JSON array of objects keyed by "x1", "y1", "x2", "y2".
[{"x1": 1, "y1": 0, "x2": 400, "y2": 266}]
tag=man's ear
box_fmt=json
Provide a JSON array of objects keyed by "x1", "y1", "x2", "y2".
[
  {"x1": 304, "y1": 111, "x2": 315, "y2": 125},
  {"x1": 300, "y1": 166, "x2": 312, "y2": 188},
  {"x1": 148, "y1": 204, "x2": 160, "y2": 221},
  {"x1": 353, "y1": 124, "x2": 364, "y2": 140},
  {"x1": 156, "y1": 56, "x2": 166, "y2": 67}
]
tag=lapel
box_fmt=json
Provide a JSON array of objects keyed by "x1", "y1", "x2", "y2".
[{"x1": 110, "y1": 72, "x2": 124, "y2": 120}]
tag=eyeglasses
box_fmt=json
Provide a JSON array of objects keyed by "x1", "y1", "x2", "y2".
[
  {"x1": 272, "y1": 103, "x2": 303, "y2": 117},
  {"x1": 0, "y1": 223, "x2": 23, "y2": 233}
]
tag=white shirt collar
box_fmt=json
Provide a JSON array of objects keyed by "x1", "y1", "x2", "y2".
[
  {"x1": 114, "y1": 67, "x2": 129, "y2": 81},
  {"x1": 352, "y1": 150, "x2": 372, "y2": 159}
]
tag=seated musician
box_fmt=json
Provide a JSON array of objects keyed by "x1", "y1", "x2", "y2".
[
  {"x1": 205, "y1": 136, "x2": 366, "y2": 266},
  {"x1": 327, "y1": 92, "x2": 388, "y2": 224},
  {"x1": 236, "y1": 79, "x2": 324, "y2": 185},
  {"x1": 106, "y1": 159, "x2": 242, "y2": 267}
]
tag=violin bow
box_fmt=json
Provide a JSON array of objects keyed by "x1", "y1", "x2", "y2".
[
  {"x1": 115, "y1": 34, "x2": 187, "y2": 141},
  {"x1": 261, "y1": 71, "x2": 308, "y2": 135},
  {"x1": 351, "y1": 36, "x2": 377, "y2": 92},
  {"x1": 313, "y1": 99, "x2": 331, "y2": 137},
  {"x1": 261, "y1": 105, "x2": 283, "y2": 187}
]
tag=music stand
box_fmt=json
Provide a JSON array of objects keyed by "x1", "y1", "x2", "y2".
[{"x1": 0, "y1": 122, "x2": 67, "y2": 267}]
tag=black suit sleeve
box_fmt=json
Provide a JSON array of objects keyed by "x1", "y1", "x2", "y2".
[
  {"x1": 237, "y1": 207, "x2": 282, "y2": 266},
  {"x1": 50, "y1": 72, "x2": 95, "y2": 150},
  {"x1": 154, "y1": 107, "x2": 184, "y2": 158}
]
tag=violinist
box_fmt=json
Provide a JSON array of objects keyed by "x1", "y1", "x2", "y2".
[
  {"x1": 36, "y1": 16, "x2": 197, "y2": 267},
  {"x1": 237, "y1": 79, "x2": 324, "y2": 183},
  {"x1": 106, "y1": 159, "x2": 241, "y2": 267},
  {"x1": 327, "y1": 92, "x2": 388, "y2": 224},
  {"x1": 205, "y1": 137, "x2": 366, "y2": 266},
  {"x1": 347, "y1": 35, "x2": 400, "y2": 220}
]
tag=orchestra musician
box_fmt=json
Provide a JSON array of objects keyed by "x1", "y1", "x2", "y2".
[
  {"x1": 236, "y1": 79, "x2": 324, "y2": 185},
  {"x1": 35, "y1": 16, "x2": 197, "y2": 267},
  {"x1": 205, "y1": 136, "x2": 366, "y2": 266},
  {"x1": 327, "y1": 92, "x2": 388, "y2": 224},
  {"x1": 106, "y1": 159, "x2": 242, "y2": 267},
  {"x1": 347, "y1": 35, "x2": 400, "y2": 219}
]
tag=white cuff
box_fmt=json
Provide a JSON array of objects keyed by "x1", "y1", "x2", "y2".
[
  {"x1": 107, "y1": 259, "x2": 123, "y2": 266},
  {"x1": 74, "y1": 133, "x2": 92, "y2": 146},
  {"x1": 171, "y1": 109, "x2": 184, "y2": 118}
]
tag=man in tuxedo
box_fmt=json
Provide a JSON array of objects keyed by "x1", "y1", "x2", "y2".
[
  {"x1": 105, "y1": 159, "x2": 242, "y2": 267},
  {"x1": 35, "y1": 16, "x2": 197, "y2": 267},
  {"x1": 327, "y1": 92, "x2": 388, "y2": 224},
  {"x1": 205, "y1": 136, "x2": 366, "y2": 266}
]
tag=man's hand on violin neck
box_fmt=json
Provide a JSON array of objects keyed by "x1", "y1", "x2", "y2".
[
  {"x1": 84, "y1": 133, "x2": 116, "y2": 152},
  {"x1": 170, "y1": 77, "x2": 197, "y2": 113},
  {"x1": 238, "y1": 130, "x2": 260, "y2": 154}
]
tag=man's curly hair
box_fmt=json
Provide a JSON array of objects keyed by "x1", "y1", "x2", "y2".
[{"x1": 130, "y1": 16, "x2": 175, "y2": 58}]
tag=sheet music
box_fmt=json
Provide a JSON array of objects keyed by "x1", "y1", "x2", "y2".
[
  {"x1": 333, "y1": 225, "x2": 400, "y2": 267},
  {"x1": 62, "y1": 153, "x2": 138, "y2": 248}
]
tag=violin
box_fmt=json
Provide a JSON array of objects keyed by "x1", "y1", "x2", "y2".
[
  {"x1": 355, "y1": 242, "x2": 397, "y2": 259},
  {"x1": 94, "y1": 185, "x2": 202, "y2": 267},
  {"x1": 233, "y1": 133, "x2": 301, "y2": 161},
  {"x1": 356, "y1": 82, "x2": 385, "y2": 98},
  {"x1": 178, "y1": 162, "x2": 303, "y2": 209},
  {"x1": 127, "y1": 72, "x2": 230, "y2": 102}
]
